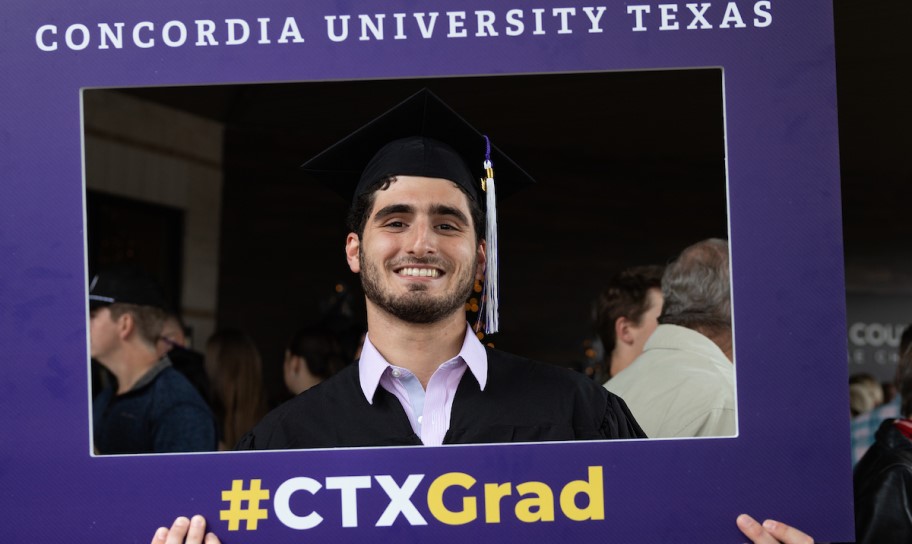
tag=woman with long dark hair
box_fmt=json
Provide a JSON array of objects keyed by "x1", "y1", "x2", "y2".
[{"x1": 205, "y1": 329, "x2": 267, "y2": 450}]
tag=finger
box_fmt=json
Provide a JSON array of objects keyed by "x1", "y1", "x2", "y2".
[
  {"x1": 164, "y1": 517, "x2": 190, "y2": 544},
  {"x1": 736, "y1": 514, "x2": 779, "y2": 544},
  {"x1": 762, "y1": 518, "x2": 814, "y2": 544},
  {"x1": 150, "y1": 526, "x2": 168, "y2": 544},
  {"x1": 185, "y1": 515, "x2": 207, "y2": 544},
  {"x1": 204, "y1": 532, "x2": 222, "y2": 544}
]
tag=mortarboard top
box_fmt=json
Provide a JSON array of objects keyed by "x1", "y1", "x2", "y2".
[{"x1": 300, "y1": 88, "x2": 535, "y2": 206}]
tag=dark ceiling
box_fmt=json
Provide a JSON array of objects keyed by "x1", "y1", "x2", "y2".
[{"x1": 834, "y1": 0, "x2": 912, "y2": 291}]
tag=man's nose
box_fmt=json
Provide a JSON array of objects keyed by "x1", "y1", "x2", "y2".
[{"x1": 405, "y1": 221, "x2": 436, "y2": 256}]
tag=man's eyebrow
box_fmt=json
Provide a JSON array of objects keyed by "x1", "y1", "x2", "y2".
[
  {"x1": 372, "y1": 204, "x2": 415, "y2": 221},
  {"x1": 429, "y1": 204, "x2": 469, "y2": 224}
]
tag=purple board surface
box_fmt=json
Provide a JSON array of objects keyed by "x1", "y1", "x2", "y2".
[{"x1": 0, "y1": 1, "x2": 852, "y2": 542}]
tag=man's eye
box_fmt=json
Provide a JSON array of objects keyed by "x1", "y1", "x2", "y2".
[
  {"x1": 384, "y1": 221, "x2": 406, "y2": 228},
  {"x1": 436, "y1": 223, "x2": 457, "y2": 231}
]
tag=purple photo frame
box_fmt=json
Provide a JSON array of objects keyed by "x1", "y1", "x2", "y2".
[{"x1": 1, "y1": 0, "x2": 852, "y2": 542}]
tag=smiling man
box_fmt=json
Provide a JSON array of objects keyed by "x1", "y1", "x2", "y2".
[{"x1": 235, "y1": 91, "x2": 645, "y2": 449}]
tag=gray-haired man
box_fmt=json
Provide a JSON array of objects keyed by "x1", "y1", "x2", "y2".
[{"x1": 605, "y1": 238, "x2": 735, "y2": 438}]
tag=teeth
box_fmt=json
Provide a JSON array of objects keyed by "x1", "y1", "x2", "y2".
[{"x1": 400, "y1": 267, "x2": 439, "y2": 278}]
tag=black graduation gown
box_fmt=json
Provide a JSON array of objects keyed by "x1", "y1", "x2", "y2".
[{"x1": 237, "y1": 348, "x2": 645, "y2": 450}]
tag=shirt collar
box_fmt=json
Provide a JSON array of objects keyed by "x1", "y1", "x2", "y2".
[
  {"x1": 127, "y1": 356, "x2": 172, "y2": 393},
  {"x1": 358, "y1": 323, "x2": 488, "y2": 404},
  {"x1": 645, "y1": 324, "x2": 730, "y2": 365}
]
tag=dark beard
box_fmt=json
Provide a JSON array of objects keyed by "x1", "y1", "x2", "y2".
[{"x1": 360, "y1": 251, "x2": 475, "y2": 324}]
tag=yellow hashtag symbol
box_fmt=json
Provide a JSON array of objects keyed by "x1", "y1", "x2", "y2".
[{"x1": 220, "y1": 479, "x2": 270, "y2": 531}]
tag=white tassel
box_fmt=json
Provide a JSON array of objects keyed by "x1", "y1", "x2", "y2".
[{"x1": 483, "y1": 159, "x2": 499, "y2": 334}]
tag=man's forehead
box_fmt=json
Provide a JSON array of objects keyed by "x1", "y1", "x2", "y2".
[
  {"x1": 647, "y1": 287, "x2": 664, "y2": 305},
  {"x1": 161, "y1": 319, "x2": 182, "y2": 333},
  {"x1": 369, "y1": 176, "x2": 473, "y2": 215}
]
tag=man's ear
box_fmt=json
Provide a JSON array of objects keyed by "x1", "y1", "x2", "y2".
[
  {"x1": 285, "y1": 353, "x2": 302, "y2": 374},
  {"x1": 346, "y1": 233, "x2": 361, "y2": 273},
  {"x1": 615, "y1": 316, "x2": 634, "y2": 345},
  {"x1": 117, "y1": 312, "x2": 135, "y2": 340},
  {"x1": 475, "y1": 239, "x2": 486, "y2": 281}
]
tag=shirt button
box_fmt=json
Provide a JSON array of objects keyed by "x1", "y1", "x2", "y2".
[
  {"x1": 391, "y1": 369, "x2": 401, "y2": 378},
  {"x1": 417, "y1": 415, "x2": 423, "y2": 424}
]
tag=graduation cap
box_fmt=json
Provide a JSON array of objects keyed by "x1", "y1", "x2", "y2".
[{"x1": 301, "y1": 89, "x2": 536, "y2": 334}]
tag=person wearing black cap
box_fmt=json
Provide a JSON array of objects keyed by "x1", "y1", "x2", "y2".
[
  {"x1": 232, "y1": 89, "x2": 644, "y2": 450},
  {"x1": 89, "y1": 266, "x2": 217, "y2": 454}
]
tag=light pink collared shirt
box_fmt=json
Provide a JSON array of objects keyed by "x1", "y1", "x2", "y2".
[{"x1": 358, "y1": 324, "x2": 488, "y2": 446}]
